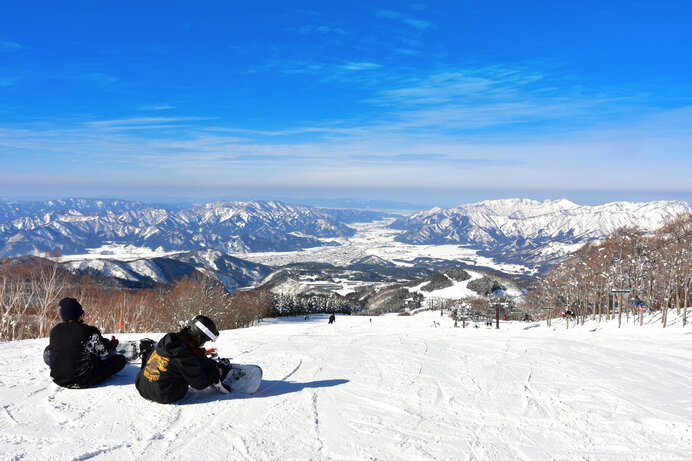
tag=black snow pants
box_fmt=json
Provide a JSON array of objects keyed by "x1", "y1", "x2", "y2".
[{"x1": 79, "y1": 354, "x2": 127, "y2": 388}]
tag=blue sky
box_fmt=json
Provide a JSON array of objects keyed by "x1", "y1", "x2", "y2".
[{"x1": 1, "y1": 1, "x2": 691, "y2": 207}]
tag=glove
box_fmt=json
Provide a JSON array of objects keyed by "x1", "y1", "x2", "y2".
[
  {"x1": 217, "y1": 359, "x2": 232, "y2": 381},
  {"x1": 109, "y1": 335, "x2": 119, "y2": 350},
  {"x1": 138, "y1": 338, "x2": 155, "y2": 360}
]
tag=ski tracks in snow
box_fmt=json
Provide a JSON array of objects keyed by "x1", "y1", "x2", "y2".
[{"x1": 1, "y1": 314, "x2": 691, "y2": 460}]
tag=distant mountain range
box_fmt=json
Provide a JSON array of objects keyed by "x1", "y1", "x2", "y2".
[
  {"x1": 1, "y1": 197, "x2": 689, "y2": 277},
  {"x1": 0, "y1": 198, "x2": 390, "y2": 257},
  {"x1": 390, "y1": 198, "x2": 692, "y2": 268}
]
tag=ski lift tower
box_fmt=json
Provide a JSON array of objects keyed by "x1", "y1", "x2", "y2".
[
  {"x1": 454, "y1": 300, "x2": 471, "y2": 328},
  {"x1": 487, "y1": 292, "x2": 501, "y2": 329}
]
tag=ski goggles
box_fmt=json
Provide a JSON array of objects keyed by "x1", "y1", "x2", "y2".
[{"x1": 195, "y1": 320, "x2": 218, "y2": 342}]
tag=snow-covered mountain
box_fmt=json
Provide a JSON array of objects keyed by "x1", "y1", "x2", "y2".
[
  {"x1": 61, "y1": 249, "x2": 272, "y2": 291},
  {"x1": 0, "y1": 198, "x2": 383, "y2": 257},
  {"x1": 391, "y1": 198, "x2": 692, "y2": 268},
  {"x1": 3, "y1": 197, "x2": 689, "y2": 273}
]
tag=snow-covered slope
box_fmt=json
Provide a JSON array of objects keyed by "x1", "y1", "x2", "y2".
[
  {"x1": 391, "y1": 198, "x2": 691, "y2": 267},
  {"x1": 408, "y1": 269, "x2": 486, "y2": 300},
  {"x1": 2, "y1": 312, "x2": 690, "y2": 460}
]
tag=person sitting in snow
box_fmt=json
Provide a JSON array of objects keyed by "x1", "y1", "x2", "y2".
[
  {"x1": 48, "y1": 297, "x2": 127, "y2": 388},
  {"x1": 135, "y1": 315, "x2": 231, "y2": 404}
]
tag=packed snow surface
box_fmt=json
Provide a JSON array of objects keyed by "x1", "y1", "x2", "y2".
[{"x1": 2, "y1": 312, "x2": 691, "y2": 460}]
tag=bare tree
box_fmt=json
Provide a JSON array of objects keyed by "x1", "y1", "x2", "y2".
[
  {"x1": 530, "y1": 213, "x2": 692, "y2": 329},
  {"x1": 32, "y1": 256, "x2": 69, "y2": 338},
  {"x1": 0, "y1": 263, "x2": 36, "y2": 340}
]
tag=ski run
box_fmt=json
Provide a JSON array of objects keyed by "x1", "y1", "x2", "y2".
[{"x1": 1, "y1": 311, "x2": 690, "y2": 460}]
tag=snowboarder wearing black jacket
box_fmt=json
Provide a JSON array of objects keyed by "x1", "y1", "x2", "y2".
[
  {"x1": 135, "y1": 315, "x2": 231, "y2": 404},
  {"x1": 48, "y1": 297, "x2": 127, "y2": 388}
]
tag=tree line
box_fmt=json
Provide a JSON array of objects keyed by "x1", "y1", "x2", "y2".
[
  {"x1": 0, "y1": 255, "x2": 366, "y2": 342},
  {"x1": 527, "y1": 212, "x2": 692, "y2": 328},
  {"x1": 273, "y1": 292, "x2": 357, "y2": 317},
  {"x1": 0, "y1": 258, "x2": 275, "y2": 341}
]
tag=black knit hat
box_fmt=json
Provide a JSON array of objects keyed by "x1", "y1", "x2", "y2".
[{"x1": 59, "y1": 297, "x2": 84, "y2": 321}]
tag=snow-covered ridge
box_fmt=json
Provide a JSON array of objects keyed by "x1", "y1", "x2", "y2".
[
  {"x1": 2, "y1": 197, "x2": 688, "y2": 272},
  {"x1": 391, "y1": 198, "x2": 691, "y2": 267},
  {"x1": 399, "y1": 198, "x2": 690, "y2": 240},
  {"x1": 0, "y1": 198, "x2": 380, "y2": 257},
  {"x1": 61, "y1": 248, "x2": 272, "y2": 291}
]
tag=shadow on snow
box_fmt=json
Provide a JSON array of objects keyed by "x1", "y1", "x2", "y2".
[
  {"x1": 255, "y1": 379, "x2": 349, "y2": 397},
  {"x1": 93, "y1": 363, "x2": 349, "y2": 402},
  {"x1": 180, "y1": 378, "x2": 350, "y2": 404},
  {"x1": 89, "y1": 363, "x2": 141, "y2": 388}
]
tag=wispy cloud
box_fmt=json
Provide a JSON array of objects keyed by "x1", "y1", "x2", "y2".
[
  {"x1": 203, "y1": 125, "x2": 359, "y2": 138},
  {"x1": 1, "y1": 63, "x2": 690, "y2": 194},
  {"x1": 266, "y1": 62, "x2": 608, "y2": 130},
  {"x1": 0, "y1": 41, "x2": 23, "y2": 52},
  {"x1": 350, "y1": 152, "x2": 523, "y2": 167},
  {"x1": 395, "y1": 48, "x2": 420, "y2": 56},
  {"x1": 339, "y1": 62, "x2": 382, "y2": 71},
  {"x1": 365, "y1": 66, "x2": 638, "y2": 132},
  {"x1": 138, "y1": 104, "x2": 176, "y2": 111},
  {"x1": 298, "y1": 24, "x2": 346, "y2": 35},
  {"x1": 84, "y1": 116, "x2": 216, "y2": 130},
  {"x1": 375, "y1": 9, "x2": 432, "y2": 30},
  {"x1": 1, "y1": 107, "x2": 690, "y2": 192},
  {"x1": 375, "y1": 68, "x2": 546, "y2": 105},
  {"x1": 0, "y1": 62, "x2": 119, "y2": 92},
  {"x1": 77, "y1": 71, "x2": 119, "y2": 87}
]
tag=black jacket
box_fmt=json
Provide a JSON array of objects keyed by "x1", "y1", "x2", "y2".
[
  {"x1": 49, "y1": 321, "x2": 113, "y2": 387},
  {"x1": 135, "y1": 332, "x2": 220, "y2": 404}
]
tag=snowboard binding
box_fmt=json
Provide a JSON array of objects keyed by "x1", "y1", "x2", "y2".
[{"x1": 210, "y1": 358, "x2": 262, "y2": 394}]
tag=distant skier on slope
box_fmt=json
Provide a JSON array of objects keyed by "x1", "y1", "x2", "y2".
[
  {"x1": 328, "y1": 313, "x2": 336, "y2": 324},
  {"x1": 48, "y1": 297, "x2": 127, "y2": 389},
  {"x1": 135, "y1": 315, "x2": 232, "y2": 404}
]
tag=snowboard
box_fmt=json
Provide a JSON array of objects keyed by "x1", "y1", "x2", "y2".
[
  {"x1": 115, "y1": 339, "x2": 155, "y2": 362},
  {"x1": 43, "y1": 338, "x2": 155, "y2": 365},
  {"x1": 212, "y1": 359, "x2": 263, "y2": 394}
]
